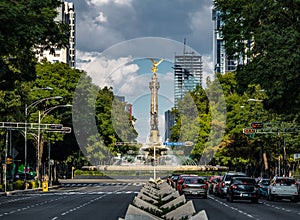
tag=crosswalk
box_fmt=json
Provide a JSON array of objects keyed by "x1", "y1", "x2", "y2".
[{"x1": 61, "y1": 182, "x2": 145, "y2": 188}]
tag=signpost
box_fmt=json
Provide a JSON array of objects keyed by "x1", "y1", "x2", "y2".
[
  {"x1": 243, "y1": 128, "x2": 256, "y2": 134},
  {"x1": 251, "y1": 122, "x2": 264, "y2": 129},
  {"x1": 163, "y1": 141, "x2": 194, "y2": 146}
]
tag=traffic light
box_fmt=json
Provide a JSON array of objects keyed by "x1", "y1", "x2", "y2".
[
  {"x1": 251, "y1": 122, "x2": 264, "y2": 129},
  {"x1": 6, "y1": 157, "x2": 13, "y2": 164}
]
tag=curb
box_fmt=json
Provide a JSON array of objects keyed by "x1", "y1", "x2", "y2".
[{"x1": 0, "y1": 185, "x2": 61, "y2": 196}]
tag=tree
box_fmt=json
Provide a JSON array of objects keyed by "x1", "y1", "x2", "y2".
[
  {"x1": 0, "y1": 0, "x2": 69, "y2": 90},
  {"x1": 0, "y1": 0, "x2": 70, "y2": 164},
  {"x1": 25, "y1": 61, "x2": 82, "y2": 176},
  {"x1": 214, "y1": 0, "x2": 300, "y2": 114}
]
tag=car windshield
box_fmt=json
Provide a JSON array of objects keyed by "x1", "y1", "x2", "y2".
[
  {"x1": 172, "y1": 176, "x2": 179, "y2": 180},
  {"x1": 185, "y1": 178, "x2": 206, "y2": 184},
  {"x1": 275, "y1": 178, "x2": 295, "y2": 186},
  {"x1": 233, "y1": 178, "x2": 256, "y2": 185},
  {"x1": 225, "y1": 174, "x2": 245, "y2": 181}
]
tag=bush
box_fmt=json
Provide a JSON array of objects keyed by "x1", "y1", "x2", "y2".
[
  {"x1": 74, "y1": 170, "x2": 104, "y2": 176},
  {"x1": 14, "y1": 180, "x2": 25, "y2": 190}
]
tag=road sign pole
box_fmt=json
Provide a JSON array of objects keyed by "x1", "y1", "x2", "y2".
[{"x1": 4, "y1": 130, "x2": 8, "y2": 192}]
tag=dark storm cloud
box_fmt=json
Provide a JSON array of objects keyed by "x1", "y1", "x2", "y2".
[{"x1": 69, "y1": 0, "x2": 213, "y2": 56}]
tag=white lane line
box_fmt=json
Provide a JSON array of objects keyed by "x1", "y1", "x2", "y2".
[{"x1": 208, "y1": 195, "x2": 258, "y2": 219}]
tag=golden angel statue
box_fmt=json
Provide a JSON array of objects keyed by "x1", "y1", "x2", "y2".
[{"x1": 150, "y1": 58, "x2": 163, "y2": 74}]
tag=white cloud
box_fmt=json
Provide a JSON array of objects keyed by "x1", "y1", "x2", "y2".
[
  {"x1": 95, "y1": 11, "x2": 107, "y2": 23},
  {"x1": 76, "y1": 51, "x2": 139, "y2": 91},
  {"x1": 88, "y1": 0, "x2": 133, "y2": 6}
]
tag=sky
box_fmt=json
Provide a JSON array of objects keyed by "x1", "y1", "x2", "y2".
[{"x1": 69, "y1": 0, "x2": 215, "y2": 143}]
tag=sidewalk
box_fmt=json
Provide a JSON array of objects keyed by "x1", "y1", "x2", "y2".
[{"x1": 0, "y1": 185, "x2": 60, "y2": 196}]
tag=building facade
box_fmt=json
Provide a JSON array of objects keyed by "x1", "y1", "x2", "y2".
[
  {"x1": 212, "y1": 8, "x2": 236, "y2": 74},
  {"x1": 36, "y1": 1, "x2": 76, "y2": 68},
  {"x1": 174, "y1": 52, "x2": 202, "y2": 107}
]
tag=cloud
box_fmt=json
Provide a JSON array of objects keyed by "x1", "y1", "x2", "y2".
[
  {"x1": 88, "y1": 0, "x2": 133, "y2": 7},
  {"x1": 71, "y1": 0, "x2": 213, "y2": 55},
  {"x1": 95, "y1": 12, "x2": 107, "y2": 23}
]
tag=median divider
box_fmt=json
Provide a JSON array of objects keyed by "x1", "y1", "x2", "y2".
[{"x1": 119, "y1": 177, "x2": 208, "y2": 220}]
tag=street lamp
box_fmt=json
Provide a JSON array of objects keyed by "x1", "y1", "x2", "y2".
[
  {"x1": 24, "y1": 95, "x2": 62, "y2": 187},
  {"x1": 38, "y1": 104, "x2": 72, "y2": 186}
]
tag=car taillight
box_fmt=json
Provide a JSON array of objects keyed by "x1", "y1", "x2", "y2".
[
  {"x1": 221, "y1": 182, "x2": 225, "y2": 187},
  {"x1": 202, "y1": 185, "x2": 207, "y2": 189},
  {"x1": 183, "y1": 185, "x2": 187, "y2": 189},
  {"x1": 293, "y1": 180, "x2": 297, "y2": 185},
  {"x1": 232, "y1": 185, "x2": 237, "y2": 189}
]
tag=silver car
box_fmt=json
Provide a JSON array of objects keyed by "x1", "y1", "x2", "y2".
[
  {"x1": 267, "y1": 177, "x2": 299, "y2": 202},
  {"x1": 180, "y1": 176, "x2": 208, "y2": 199}
]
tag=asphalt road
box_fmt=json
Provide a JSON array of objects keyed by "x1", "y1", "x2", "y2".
[{"x1": 0, "y1": 180, "x2": 299, "y2": 220}]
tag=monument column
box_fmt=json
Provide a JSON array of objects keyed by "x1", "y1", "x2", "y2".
[{"x1": 149, "y1": 58, "x2": 163, "y2": 144}]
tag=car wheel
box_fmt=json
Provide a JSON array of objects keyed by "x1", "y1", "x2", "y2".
[
  {"x1": 267, "y1": 193, "x2": 273, "y2": 201},
  {"x1": 227, "y1": 195, "x2": 233, "y2": 202},
  {"x1": 291, "y1": 197, "x2": 298, "y2": 203}
]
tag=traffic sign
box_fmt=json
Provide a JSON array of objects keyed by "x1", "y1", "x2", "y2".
[
  {"x1": 243, "y1": 128, "x2": 256, "y2": 134},
  {"x1": 184, "y1": 141, "x2": 194, "y2": 146},
  {"x1": 163, "y1": 142, "x2": 185, "y2": 146},
  {"x1": 251, "y1": 122, "x2": 264, "y2": 129}
]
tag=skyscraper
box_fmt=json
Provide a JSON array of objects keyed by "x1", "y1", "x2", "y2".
[
  {"x1": 212, "y1": 8, "x2": 236, "y2": 74},
  {"x1": 173, "y1": 52, "x2": 203, "y2": 106},
  {"x1": 36, "y1": 1, "x2": 76, "y2": 68}
]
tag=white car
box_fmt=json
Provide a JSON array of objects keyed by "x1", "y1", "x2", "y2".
[{"x1": 267, "y1": 177, "x2": 299, "y2": 202}]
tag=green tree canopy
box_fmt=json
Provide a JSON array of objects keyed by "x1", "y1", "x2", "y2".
[
  {"x1": 214, "y1": 0, "x2": 300, "y2": 114},
  {"x1": 0, "y1": 0, "x2": 69, "y2": 90}
]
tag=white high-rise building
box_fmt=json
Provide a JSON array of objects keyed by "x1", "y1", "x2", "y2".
[{"x1": 36, "y1": 1, "x2": 76, "y2": 68}]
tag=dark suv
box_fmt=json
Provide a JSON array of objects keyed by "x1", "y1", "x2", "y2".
[{"x1": 219, "y1": 172, "x2": 247, "y2": 197}]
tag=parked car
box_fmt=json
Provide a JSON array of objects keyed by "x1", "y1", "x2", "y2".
[
  {"x1": 257, "y1": 178, "x2": 270, "y2": 198},
  {"x1": 167, "y1": 173, "x2": 181, "y2": 188},
  {"x1": 226, "y1": 177, "x2": 259, "y2": 203},
  {"x1": 267, "y1": 177, "x2": 299, "y2": 202},
  {"x1": 179, "y1": 176, "x2": 208, "y2": 198},
  {"x1": 208, "y1": 176, "x2": 222, "y2": 194},
  {"x1": 219, "y1": 172, "x2": 247, "y2": 198},
  {"x1": 176, "y1": 174, "x2": 198, "y2": 192}
]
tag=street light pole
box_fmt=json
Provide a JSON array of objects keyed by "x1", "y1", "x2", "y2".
[
  {"x1": 24, "y1": 95, "x2": 62, "y2": 187},
  {"x1": 37, "y1": 111, "x2": 41, "y2": 187},
  {"x1": 39, "y1": 104, "x2": 72, "y2": 186}
]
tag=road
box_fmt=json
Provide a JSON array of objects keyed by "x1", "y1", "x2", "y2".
[{"x1": 0, "y1": 180, "x2": 299, "y2": 220}]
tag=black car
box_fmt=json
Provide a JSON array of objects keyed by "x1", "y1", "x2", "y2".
[
  {"x1": 219, "y1": 172, "x2": 247, "y2": 197},
  {"x1": 226, "y1": 177, "x2": 259, "y2": 203}
]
